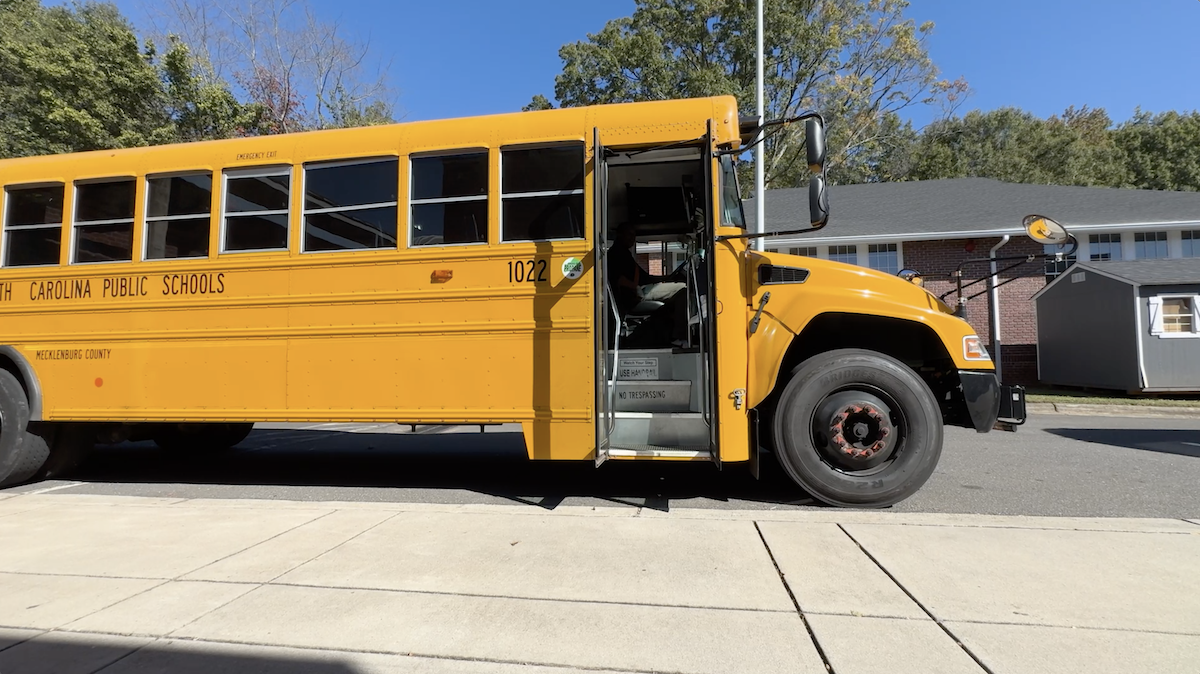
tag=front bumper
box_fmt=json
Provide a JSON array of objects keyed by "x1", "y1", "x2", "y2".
[{"x1": 958, "y1": 370, "x2": 1000, "y2": 432}]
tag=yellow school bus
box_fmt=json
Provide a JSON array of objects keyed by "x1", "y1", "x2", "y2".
[{"x1": 0, "y1": 96, "x2": 1011, "y2": 506}]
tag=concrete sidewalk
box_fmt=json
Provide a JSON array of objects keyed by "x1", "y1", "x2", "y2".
[{"x1": 0, "y1": 493, "x2": 1196, "y2": 674}]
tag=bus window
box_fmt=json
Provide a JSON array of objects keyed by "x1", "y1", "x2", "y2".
[
  {"x1": 719, "y1": 155, "x2": 745, "y2": 228},
  {"x1": 73, "y1": 179, "x2": 135, "y2": 264},
  {"x1": 223, "y1": 167, "x2": 290, "y2": 252},
  {"x1": 3, "y1": 184, "x2": 64, "y2": 267},
  {"x1": 410, "y1": 152, "x2": 488, "y2": 247},
  {"x1": 501, "y1": 144, "x2": 585, "y2": 242},
  {"x1": 303, "y1": 158, "x2": 399, "y2": 252},
  {"x1": 145, "y1": 173, "x2": 213, "y2": 259}
]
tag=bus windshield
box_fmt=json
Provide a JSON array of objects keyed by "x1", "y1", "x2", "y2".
[{"x1": 719, "y1": 155, "x2": 745, "y2": 228}]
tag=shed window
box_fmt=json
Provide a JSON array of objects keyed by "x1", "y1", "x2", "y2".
[
  {"x1": 410, "y1": 152, "x2": 488, "y2": 246},
  {"x1": 501, "y1": 144, "x2": 585, "y2": 241},
  {"x1": 223, "y1": 167, "x2": 290, "y2": 252},
  {"x1": 146, "y1": 173, "x2": 212, "y2": 259},
  {"x1": 3, "y1": 184, "x2": 64, "y2": 267},
  {"x1": 1149, "y1": 295, "x2": 1200, "y2": 338},
  {"x1": 303, "y1": 158, "x2": 399, "y2": 252},
  {"x1": 73, "y1": 179, "x2": 135, "y2": 263}
]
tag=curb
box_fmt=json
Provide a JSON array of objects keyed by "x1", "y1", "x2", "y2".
[{"x1": 1028, "y1": 401, "x2": 1200, "y2": 419}]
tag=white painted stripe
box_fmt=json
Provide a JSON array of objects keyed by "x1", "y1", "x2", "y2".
[{"x1": 20, "y1": 481, "x2": 83, "y2": 496}]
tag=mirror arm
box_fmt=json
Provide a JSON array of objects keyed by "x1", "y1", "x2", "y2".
[
  {"x1": 716, "y1": 219, "x2": 828, "y2": 242},
  {"x1": 720, "y1": 111, "x2": 825, "y2": 157}
]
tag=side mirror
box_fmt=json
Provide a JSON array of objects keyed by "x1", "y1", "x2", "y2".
[
  {"x1": 897, "y1": 269, "x2": 923, "y2": 287},
  {"x1": 1023, "y1": 215, "x2": 1070, "y2": 245},
  {"x1": 808, "y1": 174, "x2": 829, "y2": 227},
  {"x1": 805, "y1": 118, "x2": 826, "y2": 172}
]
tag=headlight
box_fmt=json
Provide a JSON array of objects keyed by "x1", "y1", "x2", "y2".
[{"x1": 963, "y1": 335, "x2": 991, "y2": 361}]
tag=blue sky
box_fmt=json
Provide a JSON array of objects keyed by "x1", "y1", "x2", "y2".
[{"x1": 112, "y1": 0, "x2": 1200, "y2": 127}]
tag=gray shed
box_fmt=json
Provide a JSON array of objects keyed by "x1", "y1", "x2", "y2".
[{"x1": 1034, "y1": 258, "x2": 1200, "y2": 392}]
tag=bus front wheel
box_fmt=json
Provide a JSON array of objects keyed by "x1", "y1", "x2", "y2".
[
  {"x1": 0, "y1": 369, "x2": 49, "y2": 487},
  {"x1": 772, "y1": 349, "x2": 943, "y2": 508}
]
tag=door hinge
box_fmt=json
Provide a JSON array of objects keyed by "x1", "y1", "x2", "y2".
[{"x1": 730, "y1": 389, "x2": 746, "y2": 410}]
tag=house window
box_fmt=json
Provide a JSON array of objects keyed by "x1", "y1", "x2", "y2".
[
  {"x1": 501, "y1": 144, "x2": 585, "y2": 241},
  {"x1": 146, "y1": 173, "x2": 212, "y2": 259},
  {"x1": 788, "y1": 246, "x2": 817, "y2": 257},
  {"x1": 828, "y1": 245, "x2": 857, "y2": 265},
  {"x1": 1149, "y1": 295, "x2": 1199, "y2": 337},
  {"x1": 868, "y1": 243, "x2": 899, "y2": 274},
  {"x1": 73, "y1": 179, "x2": 136, "y2": 263},
  {"x1": 1183, "y1": 230, "x2": 1199, "y2": 258},
  {"x1": 223, "y1": 167, "x2": 291, "y2": 252},
  {"x1": 1089, "y1": 233, "x2": 1121, "y2": 261},
  {"x1": 410, "y1": 152, "x2": 488, "y2": 246},
  {"x1": 3, "y1": 184, "x2": 64, "y2": 267},
  {"x1": 1043, "y1": 243, "x2": 1077, "y2": 279},
  {"x1": 303, "y1": 158, "x2": 399, "y2": 252},
  {"x1": 1134, "y1": 231, "x2": 1168, "y2": 259}
]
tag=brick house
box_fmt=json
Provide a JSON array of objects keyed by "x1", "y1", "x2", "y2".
[{"x1": 744, "y1": 178, "x2": 1200, "y2": 385}]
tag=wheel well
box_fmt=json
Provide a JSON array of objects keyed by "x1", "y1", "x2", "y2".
[
  {"x1": 0, "y1": 347, "x2": 42, "y2": 420},
  {"x1": 761, "y1": 313, "x2": 965, "y2": 426}
]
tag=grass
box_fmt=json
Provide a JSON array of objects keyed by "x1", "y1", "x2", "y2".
[{"x1": 1024, "y1": 387, "x2": 1200, "y2": 408}]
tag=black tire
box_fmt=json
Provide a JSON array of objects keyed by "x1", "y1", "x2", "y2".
[
  {"x1": 0, "y1": 369, "x2": 46, "y2": 487},
  {"x1": 773, "y1": 348, "x2": 943, "y2": 508},
  {"x1": 153, "y1": 423, "x2": 254, "y2": 451}
]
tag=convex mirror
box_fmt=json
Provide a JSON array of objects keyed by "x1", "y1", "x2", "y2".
[{"x1": 1023, "y1": 215, "x2": 1070, "y2": 245}]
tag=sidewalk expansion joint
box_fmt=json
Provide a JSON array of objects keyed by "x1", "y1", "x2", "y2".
[
  {"x1": 0, "y1": 628, "x2": 42, "y2": 656},
  {"x1": 261, "y1": 580, "x2": 794, "y2": 615},
  {"x1": 753, "y1": 521, "x2": 837, "y2": 674},
  {"x1": 836, "y1": 524, "x2": 997, "y2": 674}
]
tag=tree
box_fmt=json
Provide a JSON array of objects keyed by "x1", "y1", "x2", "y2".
[
  {"x1": 0, "y1": 0, "x2": 171, "y2": 157},
  {"x1": 1115, "y1": 110, "x2": 1200, "y2": 192},
  {"x1": 536, "y1": 0, "x2": 966, "y2": 186},
  {"x1": 905, "y1": 106, "x2": 1128, "y2": 187},
  {"x1": 157, "y1": 36, "x2": 267, "y2": 142},
  {"x1": 146, "y1": 0, "x2": 395, "y2": 132}
]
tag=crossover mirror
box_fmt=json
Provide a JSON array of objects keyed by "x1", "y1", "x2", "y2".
[{"x1": 1023, "y1": 215, "x2": 1070, "y2": 245}]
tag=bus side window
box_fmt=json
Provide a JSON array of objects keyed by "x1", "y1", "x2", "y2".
[
  {"x1": 223, "y1": 167, "x2": 291, "y2": 252},
  {"x1": 3, "y1": 184, "x2": 64, "y2": 267},
  {"x1": 73, "y1": 179, "x2": 136, "y2": 264},
  {"x1": 303, "y1": 158, "x2": 399, "y2": 252},
  {"x1": 146, "y1": 173, "x2": 213, "y2": 259},
  {"x1": 409, "y1": 152, "x2": 488, "y2": 247},
  {"x1": 500, "y1": 144, "x2": 585, "y2": 242}
]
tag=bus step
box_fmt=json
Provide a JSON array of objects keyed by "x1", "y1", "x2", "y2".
[
  {"x1": 611, "y1": 380, "x2": 691, "y2": 412},
  {"x1": 607, "y1": 445, "x2": 711, "y2": 461},
  {"x1": 610, "y1": 411, "x2": 708, "y2": 447}
]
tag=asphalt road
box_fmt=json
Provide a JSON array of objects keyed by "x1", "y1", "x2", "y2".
[{"x1": 4, "y1": 413, "x2": 1199, "y2": 518}]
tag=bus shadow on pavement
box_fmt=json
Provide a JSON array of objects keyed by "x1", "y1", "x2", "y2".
[
  {"x1": 62, "y1": 428, "x2": 821, "y2": 509},
  {"x1": 0, "y1": 632, "x2": 373, "y2": 673},
  {"x1": 1044, "y1": 428, "x2": 1200, "y2": 457}
]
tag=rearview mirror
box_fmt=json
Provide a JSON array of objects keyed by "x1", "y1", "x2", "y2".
[
  {"x1": 1023, "y1": 215, "x2": 1070, "y2": 245},
  {"x1": 806, "y1": 118, "x2": 826, "y2": 172},
  {"x1": 809, "y1": 174, "x2": 829, "y2": 227}
]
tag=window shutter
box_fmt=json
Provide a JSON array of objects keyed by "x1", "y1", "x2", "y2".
[{"x1": 1148, "y1": 296, "x2": 1164, "y2": 335}]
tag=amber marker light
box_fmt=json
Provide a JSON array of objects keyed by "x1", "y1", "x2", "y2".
[{"x1": 431, "y1": 270, "x2": 454, "y2": 283}]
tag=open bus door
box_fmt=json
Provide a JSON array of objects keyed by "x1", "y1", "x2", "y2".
[{"x1": 593, "y1": 128, "x2": 614, "y2": 466}]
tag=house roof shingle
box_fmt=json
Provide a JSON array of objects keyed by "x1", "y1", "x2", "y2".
[
  {"x1": 1079, "y1": 258, "x2": 1200, "y2": 286},
  {"x1": 745, "y1": 178, "x2": 1200, "y2": 244}
]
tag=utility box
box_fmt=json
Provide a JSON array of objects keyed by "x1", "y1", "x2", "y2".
[{"x1": 1034, "y1": 258, "x2": 1200, "y2": 393}]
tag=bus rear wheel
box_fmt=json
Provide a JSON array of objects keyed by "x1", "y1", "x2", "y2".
[
  {"x1": 0, "y1": 369, "x2": 49, "y2": 487},
  {"x1": 153, "y1": 423, "x2": 255, "y2": 452},
  {"x1": 772, "y1": 348, "x2": 943, "y2": 508}
]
